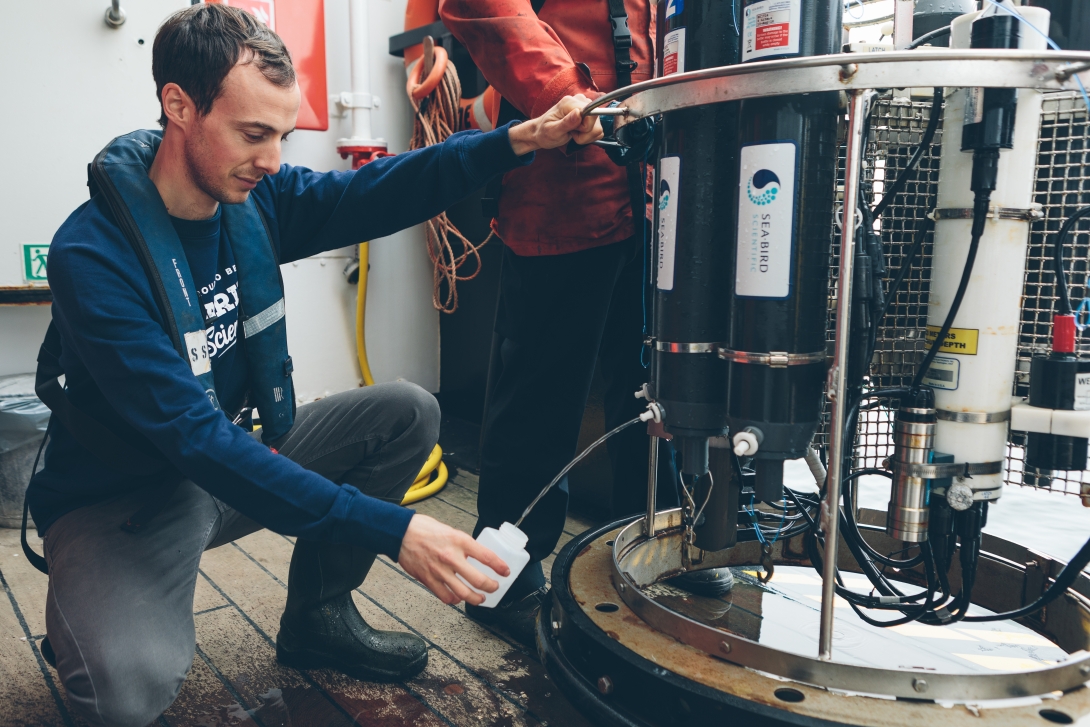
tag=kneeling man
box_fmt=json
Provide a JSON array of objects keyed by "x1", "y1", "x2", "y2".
[{"x1": 24, "y1": 5, "x2": 599, "y2": 726}]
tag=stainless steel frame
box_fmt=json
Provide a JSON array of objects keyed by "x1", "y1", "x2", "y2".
[
  {"x1": 584, "y1": 49, "x2": 1090, "y2": 688},
  {"x1": 654, "y1": 341, "x2": 722, "y2": 354},
  {"x1": 935, "y1": 408, "x2": 1012, "y2": 424},
  {"x1": 611, "y1": 509, "x2": 1090, "y2": 701},
  {"x1": 584, "y1": 50, "x2": 1090, "y2": 123}
]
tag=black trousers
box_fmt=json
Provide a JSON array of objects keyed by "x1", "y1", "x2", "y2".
[{"x1": 475, "y1": 236, "x2": 676, "y2": 599}]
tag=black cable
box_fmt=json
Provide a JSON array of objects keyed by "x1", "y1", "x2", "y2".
[
  {"x1": 20, "y1": 419, "x2": 52, "y2": 575},
  {"x1": 878, "y1": 215, "x2": 933, "y2": 323},
  {"x1": 964, "y1": 533, "x2": 1090, "y2": 622},
  {"x1": 912, "y1": 188, "x2": 993, "y2": 387},
  {"x1": 906, "y1": 25, "x2": 952, "y2": 49},
  {"x1": 786, "y1": 487, "x2": 819, "y2": 528},
  {"x1": 842, "y1": 471, "x2": 926, "y2": 569},
  {"x1": 1051, "y1": 205, "x2": 1090, "y2": 316},
  {"x1": 872, "y1": 87, "x2": 944, "y2": 219},
  {"x1": 805, "y1": 529, "x2": 947, "y2": 627}
]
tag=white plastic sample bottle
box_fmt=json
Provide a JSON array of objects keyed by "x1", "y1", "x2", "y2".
[{"x1": 463, "y1": 522, "x2": 530, "y2": 608}]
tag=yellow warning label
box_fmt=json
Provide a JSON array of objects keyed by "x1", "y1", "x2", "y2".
[{"x1": 925, "y1": 326, "x2": 979, "y2": 356}]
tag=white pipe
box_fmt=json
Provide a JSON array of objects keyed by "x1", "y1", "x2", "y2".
[
  {"x1": 926, "y1": 6, "x2": 1050, "y2": 502},
  {"x1": 805, "y1": 447, "x2": 827, "y2": 490},
  {"x1": 344, "y1": 0, "x2": 379, "y2": 145}
]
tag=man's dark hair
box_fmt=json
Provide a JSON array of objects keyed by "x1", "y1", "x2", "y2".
[{"x1": 152, "y1": 4, "x2": 295, "y2": 128}]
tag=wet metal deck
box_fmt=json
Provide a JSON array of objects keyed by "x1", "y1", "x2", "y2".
[{"x1": 0, "y1": 468, "x2": 597, "y2": 727}]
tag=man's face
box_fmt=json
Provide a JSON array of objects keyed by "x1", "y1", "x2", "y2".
[{"x1": 184, "y1": 61, "x2": 300, "y2": 205}]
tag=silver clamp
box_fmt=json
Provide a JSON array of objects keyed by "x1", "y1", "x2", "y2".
[
  {"x1": 930, "y1": 205, "x2": 1043, "y2": 222},
  {"x1": 898, "y1": 460, "x2": 1003, "y2": 479},
  {"x1": 935, "y1": 408, "x2": 1011, "y2": 424},
  {"x1": 655, "y1": 341, "x2": 722, "y2": 354},
  {"x1": 718, "y1": 348, "x2": 827, "y2": 368}
]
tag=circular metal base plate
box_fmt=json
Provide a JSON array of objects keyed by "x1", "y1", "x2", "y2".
[{"x1": 541, "y1": 519, "x2": 1090, "y2": 727}]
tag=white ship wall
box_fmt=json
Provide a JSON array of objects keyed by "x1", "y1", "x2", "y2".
[{"x1": 0, "y1": 0, "x2": 440, "y2": 401}]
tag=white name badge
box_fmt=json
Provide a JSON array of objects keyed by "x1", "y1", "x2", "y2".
[{"x1": 184, "y1": 330, "x2": 212, "y2": 376}]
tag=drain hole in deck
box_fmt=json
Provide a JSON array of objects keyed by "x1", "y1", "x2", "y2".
[
  {"x1": 1040, "y1": 710, "x2": 1074, "y2": 724},
  {"x1": 595, "y1": 602, "x2": 620, "y2": 613},
  {"x1": 774, "y1": 688, "x2": 805, "y2": 703}
]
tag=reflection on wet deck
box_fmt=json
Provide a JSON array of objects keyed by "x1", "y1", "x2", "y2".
[
  {"x1": 643, "y1": 566, "x2": 1069, "y2": 674},
  {"x1": 0, "y1": 466, "x2": 597, "y2": 727}
]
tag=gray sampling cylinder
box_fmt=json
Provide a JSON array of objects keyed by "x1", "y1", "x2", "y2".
[{"x1": 914, "y1": 0, "x2": 977, "y2": 46}]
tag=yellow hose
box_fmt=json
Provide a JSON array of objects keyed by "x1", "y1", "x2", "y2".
[
  {"x1": 355, "y1": 242, "x2": 376, "y2": 388},
  {"x1": 356, "y1": 242, "x2": 448, "y2": 505}
]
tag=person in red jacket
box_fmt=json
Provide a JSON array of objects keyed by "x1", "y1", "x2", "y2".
[{"x1": 440, "y1": 0, "x2": 729, "y2": 646}]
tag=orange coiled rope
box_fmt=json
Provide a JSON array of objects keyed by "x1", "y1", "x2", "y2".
[{"x1": 407, "y1": 45, "x2": 493, "y2": 314}]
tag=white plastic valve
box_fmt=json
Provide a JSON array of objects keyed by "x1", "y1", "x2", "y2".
[
  {"x1": 639, "y1": 402, "x2": 663, "y2": 424},
  {"x1": 733, "y1": 430, "x2": 760, "y2": 457}
]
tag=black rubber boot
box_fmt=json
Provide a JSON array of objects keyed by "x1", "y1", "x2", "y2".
[
  {"x1": 41, "y1": 636, "x2": 56, "y2": 669},
  {"x1": 668, "y1": 567, "x2": 735, "y2": 598},
  {"x1": 276, "y1": 539, "x2": 427, "y2": 682},
  {"x1": 465, "y1": 586, "x2": 549, "y2": 650}
]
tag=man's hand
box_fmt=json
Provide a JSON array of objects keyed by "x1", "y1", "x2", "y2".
[
  {"x1": 398, "y1": 513, "x2": 511, "y2": 605},
  {"x1": 508, "y1": 94, "x2": 604, "y2": 156}
]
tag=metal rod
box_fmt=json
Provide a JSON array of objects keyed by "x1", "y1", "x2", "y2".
[
  {"x1": 645, "y1": 435, "x2": 659, "y2": 537},
  {"x1": 892, "y1": 0, "x2": 915, "y2": 49},
  {"x1": 578, "y1": 49, "x2": 1090, "y2": 117},
  {"x1": 104, "y1": 0, "x2": 125, "y2": 28},
  {"x1": 843, "y1": 13, "x2": 893, "y2": 30},
  {"x1": 586, "y1": 107, "x2": 629, "y2": 116},
  {"x1": 818, "y1": 89, "x2": 867, "y2": 661}
]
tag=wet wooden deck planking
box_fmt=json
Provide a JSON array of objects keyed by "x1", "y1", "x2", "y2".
[{"x1": 0, "y1": 468, "x2": 598, "y2": 727}]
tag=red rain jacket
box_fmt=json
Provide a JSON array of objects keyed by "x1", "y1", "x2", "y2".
[{"x1": 439, "y1": 0, "x2": 655, "y2": 256}]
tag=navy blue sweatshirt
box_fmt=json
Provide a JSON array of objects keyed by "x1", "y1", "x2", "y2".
[{"x1": 28, "y1": 125, "x2": 530, "y2": 559}]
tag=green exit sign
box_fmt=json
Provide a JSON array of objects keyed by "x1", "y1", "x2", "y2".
[{"x1": 22, "y1": 244, "x2": 49, "y2": 283}]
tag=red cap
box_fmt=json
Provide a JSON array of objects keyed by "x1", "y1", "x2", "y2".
[{"x1": 1054, "y1": 314, "x2": 1077, "y2": 354}]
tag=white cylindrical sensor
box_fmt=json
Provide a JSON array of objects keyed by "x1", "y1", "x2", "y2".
[{"x1": 925, "y1": 6, "x2": 1050, "y2": 502}]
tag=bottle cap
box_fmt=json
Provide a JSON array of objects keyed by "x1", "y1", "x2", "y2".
[
  {"x1": 499, "y1": 522, "x2": 528, "y2": 548},
  {"x1": 1054, "y1": 314, "x2": 1076, "y2": 354}
]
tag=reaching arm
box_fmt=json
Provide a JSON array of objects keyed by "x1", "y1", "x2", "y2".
[
  {"x1": 261, "y1": 105, "x2": 600, "y2": 262},
  {"x1": 261, "y1": 124, "x2": 529, "y2": 263}
]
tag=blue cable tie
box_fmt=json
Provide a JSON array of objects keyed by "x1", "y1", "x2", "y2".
[
  {"x1": 768, "y1": 496, "x2": 789, "y2": 545},
  {"x1": 746, "y1": 492, "x2": 768, "y2": 545},
  {"x1": 1076, "y1": 298, "x2": 1090, "y2": 332}
]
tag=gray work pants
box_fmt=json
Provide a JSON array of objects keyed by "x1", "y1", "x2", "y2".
[{"x1": 42, "y1": 382, "x2": 440, "y2": 727}]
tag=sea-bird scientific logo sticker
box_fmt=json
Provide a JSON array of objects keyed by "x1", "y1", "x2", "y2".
[
  {"x1": 736, "y1": 142, "x2": 797, "y2": 298},
  {"x1": 657, "y1": 156, "x2": 681, "y2": 291},
  {"x1": 747, "y1": 169, "x2": 781, "y2": 206}
]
